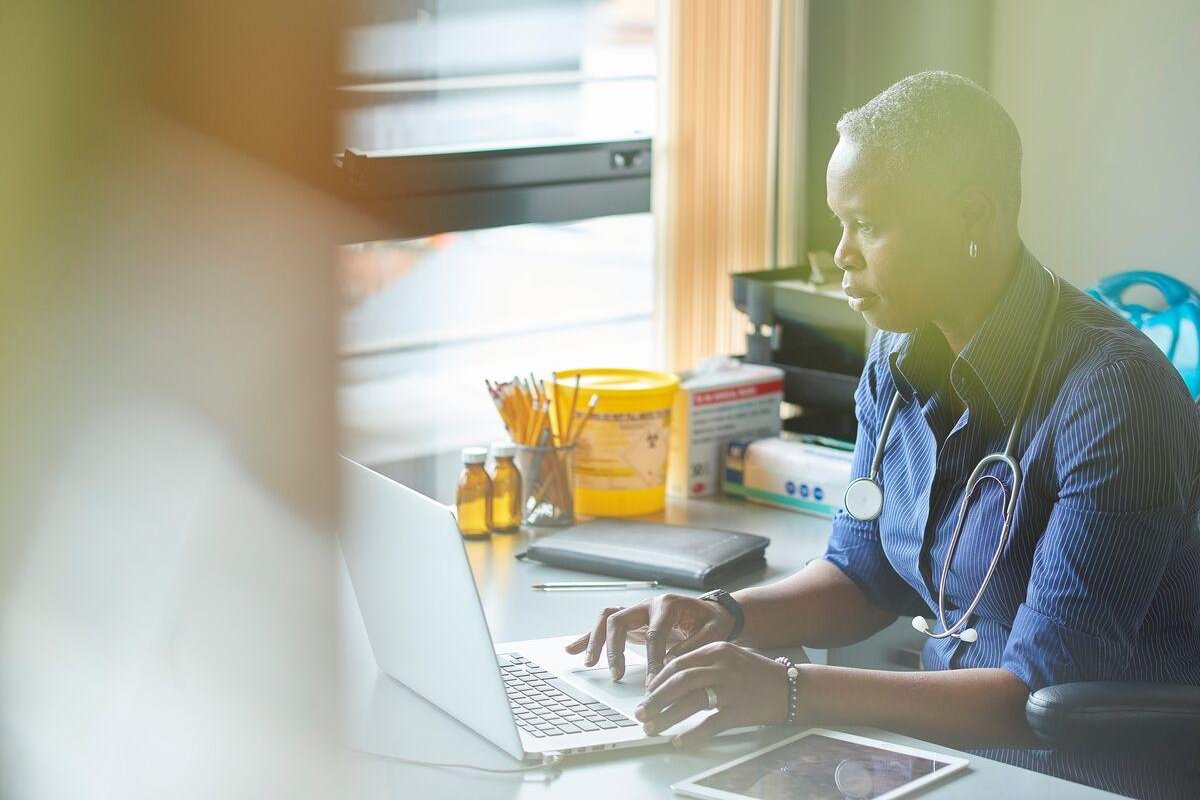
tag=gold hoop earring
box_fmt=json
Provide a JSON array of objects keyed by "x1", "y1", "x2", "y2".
[{"x1": 969, "y1": 241, "x2": 978, "y2": 260}]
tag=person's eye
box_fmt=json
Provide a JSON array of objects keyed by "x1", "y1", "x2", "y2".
[{"x1": 856, "y1": 221, "x2": 875, "y2": 236}]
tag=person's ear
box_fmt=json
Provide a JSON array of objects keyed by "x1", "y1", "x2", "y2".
[{"x1": 957, "y1": 184, "x2": 998, "y2": 242}]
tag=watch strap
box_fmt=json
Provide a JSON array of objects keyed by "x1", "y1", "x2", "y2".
[{"x1": 699, "y1": 589, "x2": 745, "y2": 642}]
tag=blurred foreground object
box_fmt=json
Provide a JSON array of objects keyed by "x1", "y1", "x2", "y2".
[{"x1": 1, "y1": 1, "x2": 348, "y2": 798}]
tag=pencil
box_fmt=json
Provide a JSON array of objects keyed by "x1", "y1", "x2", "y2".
[
  {"x1": 516, "y1": 379, "x2": 534, "y2": 441},
  {"x1": 564, "y1": 372, "x2": 582, "y2": 442},
  {"x1": 530, "y1": 400, "x2": 548, "y2": 446},
  {"x1": 569, "y1": 394, "x2": 599, "y2": 446},
  {"x1": 487, "y1": 379, "x2": 516, "y2": 437},
  {"x1": 526, "y1": 398, "x2": 548, "y2": 445},
  {"x1": 550, "y1": 372, "x2": 564, "y2": 446}
]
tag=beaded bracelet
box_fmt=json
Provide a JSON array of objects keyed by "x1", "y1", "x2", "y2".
[{"x1": 774, "y1": 656, "x2": 800, "y2": 724}]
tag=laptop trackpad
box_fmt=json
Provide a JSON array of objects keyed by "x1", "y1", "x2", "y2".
[
  {"x1": 569, "y1": 663, "x2": 648, "y2": 699},
  {"x1": 567, "y1": 659, "x2": 651, "y2": 711}
]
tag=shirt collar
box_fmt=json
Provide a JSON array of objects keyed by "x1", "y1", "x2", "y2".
[
  {"x1": 888, "y1": 247, "x2": 1055, "y2": 427},
  {"x1": 888, "y1": 324, "x2": 951, "y2": 406}
]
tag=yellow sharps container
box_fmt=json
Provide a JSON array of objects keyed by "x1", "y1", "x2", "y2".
[{"x1": 555, "y1": 368, "x2": 680, "y2": 517}]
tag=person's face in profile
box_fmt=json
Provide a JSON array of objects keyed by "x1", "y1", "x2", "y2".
[{"x1": 826, "y1": 139, "x2": 964, "y2": 334}]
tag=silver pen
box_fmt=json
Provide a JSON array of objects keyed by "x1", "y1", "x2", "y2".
[{"x1": 531, "y1": 580, "x2": 659, "y2": 591}]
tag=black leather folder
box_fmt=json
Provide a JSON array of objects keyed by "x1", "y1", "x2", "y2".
[{"x1": 516, "y1": 520, "x2": 769, "y2": 590}]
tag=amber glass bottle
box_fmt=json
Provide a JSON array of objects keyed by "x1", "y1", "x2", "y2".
[
  {"x1": 456, "y1": 447, "x2": 492, "y2": 538},
  {"x1": 489, "y1": 441, "x2": 522, "y2": 533}
]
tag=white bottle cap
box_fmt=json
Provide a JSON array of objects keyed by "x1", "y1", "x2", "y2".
[
  {"x1": 462, "y1": 447, "x2": 488, "y2": 465},
  {"x1": 491, "y1": 441, "x2": 517, "y2": 459}
]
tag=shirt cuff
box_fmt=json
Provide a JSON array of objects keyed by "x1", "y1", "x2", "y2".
[{"x1": 1001, "y1": 603, "x2": 1132, "y2": 691}]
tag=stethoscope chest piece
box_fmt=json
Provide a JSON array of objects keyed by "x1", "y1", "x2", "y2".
[{"x1": 844, "y1": 477, "x2": 884, "y2": 521}]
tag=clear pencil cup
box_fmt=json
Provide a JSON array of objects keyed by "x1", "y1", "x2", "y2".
[{"x1": 514, "y1": 444, "x2": 575, "y2": 528}]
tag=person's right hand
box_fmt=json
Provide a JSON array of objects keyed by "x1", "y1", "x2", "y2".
[{"x1": 564, "y1": 593, "x2": 736, "y2": 687}]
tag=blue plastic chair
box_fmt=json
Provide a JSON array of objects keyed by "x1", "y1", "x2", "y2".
[{"x1": 1087, "y1": 271, "x2": 1200, "y2": 403}]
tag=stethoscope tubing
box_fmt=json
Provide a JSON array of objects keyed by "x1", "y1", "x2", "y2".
[{"x1": 931, "y1": 453, "x2": 1021, "y2": 639}]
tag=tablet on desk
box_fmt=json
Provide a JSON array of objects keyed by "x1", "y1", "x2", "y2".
[{"x1": 672, "y1": 728, "x2": 968, "y2": 800}]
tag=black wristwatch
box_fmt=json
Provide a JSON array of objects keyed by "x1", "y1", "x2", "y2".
[{"x1": 698, "y1": 589, "x2": 745, "y2": 642}]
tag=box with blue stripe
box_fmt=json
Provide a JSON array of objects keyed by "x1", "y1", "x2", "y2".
[{"x1": 723, "y1": 436, "x2": 854, "y2": 518}]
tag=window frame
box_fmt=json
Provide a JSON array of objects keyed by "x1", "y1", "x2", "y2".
[{"x1": 337, "y1": 136, "x2": 651, "y2": 238}]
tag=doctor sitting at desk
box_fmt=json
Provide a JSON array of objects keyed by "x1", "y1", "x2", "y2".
[{"x1": 568, "y1": 72, "x2": 1200, "y2": 799}]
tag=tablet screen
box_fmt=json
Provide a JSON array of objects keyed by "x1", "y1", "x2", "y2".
[{"x1": 688, "y1": 730, "x2": 963, "y2": 800}]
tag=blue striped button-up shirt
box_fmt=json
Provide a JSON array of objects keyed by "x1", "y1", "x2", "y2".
[{"x1": 823, "y1": 248, "x2": 1200, "y2": 798}]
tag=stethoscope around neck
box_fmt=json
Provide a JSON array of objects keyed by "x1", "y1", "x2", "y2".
[{"x1": 842, "y1": 269, "x2": 1062, "y2": 644}]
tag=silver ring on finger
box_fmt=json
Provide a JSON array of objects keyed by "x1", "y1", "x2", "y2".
[{"x1": 705, "y1": 687, "x2": 719, "y2": 709}]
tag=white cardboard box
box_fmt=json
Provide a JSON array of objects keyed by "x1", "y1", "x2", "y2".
[
  {"x1": 667, "y1": 360, "x2": 784, "y2": 498},
  {"x1": 722, "y1": 436, "x2": 854, "y2": 518}
]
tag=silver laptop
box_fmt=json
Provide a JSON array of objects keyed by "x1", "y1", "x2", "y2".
[{"x1": 338, "y1": 457, "x2": 694, "y2": 762}]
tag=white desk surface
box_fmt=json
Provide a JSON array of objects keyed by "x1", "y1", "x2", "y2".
[{"x1": 340, "y1": 495, "x2": 1120, "y2": 799}]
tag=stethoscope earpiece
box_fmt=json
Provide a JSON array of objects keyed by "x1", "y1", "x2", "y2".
[{"x1": 912, "y1": 615, "x2": 978, "y2": 642}]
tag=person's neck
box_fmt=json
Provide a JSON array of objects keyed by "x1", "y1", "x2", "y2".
[{"x1": 933, "y1": 238, "x2": 1023, "y2": 357}]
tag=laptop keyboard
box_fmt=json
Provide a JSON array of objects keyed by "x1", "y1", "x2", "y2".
[{"x1": 497, "y1": 653, "x2": 640, "y2": 738}]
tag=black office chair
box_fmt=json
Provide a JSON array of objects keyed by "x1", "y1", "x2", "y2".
[{"x1": 1026, "y1": 682, "x2": 1200, "y2": 760}]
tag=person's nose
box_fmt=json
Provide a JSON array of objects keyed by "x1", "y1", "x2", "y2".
[{"x1": 834, "y1": 228, "x2": 863, "y2": 273}]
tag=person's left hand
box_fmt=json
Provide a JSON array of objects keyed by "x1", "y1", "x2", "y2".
[{"x1": 633, "y1": 641, "x2": 793, "y2": 747}]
